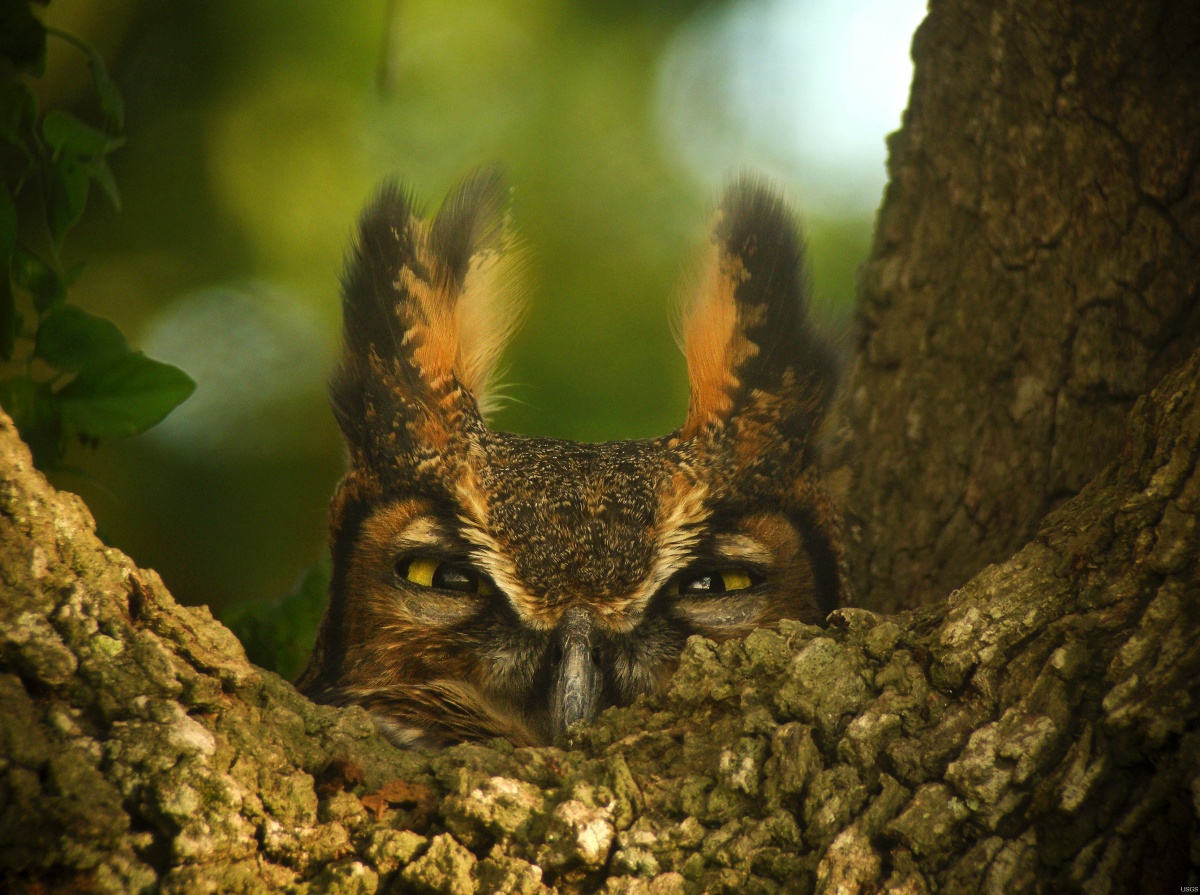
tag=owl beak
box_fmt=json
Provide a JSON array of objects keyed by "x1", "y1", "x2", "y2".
[{"x1": 548, "y1": 606, "x2": 603, "y2": 739}]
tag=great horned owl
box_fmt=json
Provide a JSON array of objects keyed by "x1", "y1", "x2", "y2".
[{"x1": 297, "y1": 170, "x2": 845, "y2": 749}]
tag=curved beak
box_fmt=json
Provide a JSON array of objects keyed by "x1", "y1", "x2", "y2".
[{"x1": 548, "y1": 606, "x2": 603, "y2": 739}]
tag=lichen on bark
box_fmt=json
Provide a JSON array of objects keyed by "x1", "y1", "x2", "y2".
[{"x1": 2, "y1": 345, "x2": 1199, "y2": 893}]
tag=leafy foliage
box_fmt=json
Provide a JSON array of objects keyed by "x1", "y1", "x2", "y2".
[
  {"x1": 223, "y1": 556, "x2": 331, "y2": 681},
  {"x1": 0, "y1": 0, "x2": 192, "y2": 469}
]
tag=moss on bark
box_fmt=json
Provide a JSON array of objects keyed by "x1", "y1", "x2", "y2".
[{"x1": 3, "y1": 346, "x2": 1199, "y2": 893}]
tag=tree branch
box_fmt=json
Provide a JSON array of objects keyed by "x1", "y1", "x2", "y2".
[{"x1": 3, "y1": 345, "x2": 1198, "y2": 892}]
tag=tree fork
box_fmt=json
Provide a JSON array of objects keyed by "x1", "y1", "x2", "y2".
[{"x1": 2, "y1": 344, "x2": 1198, "y2": 891}]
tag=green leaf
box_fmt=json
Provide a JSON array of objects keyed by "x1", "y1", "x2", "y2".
[
  {"x1": 0, "y1": 1, "x2": 48, "y2": 74},
  {"x1": 42, "y1": 152, "x2": 91, "y2": 247},
  {"x1": 223, "y1": 556, "x2": 331, "y2": 680},
  {"x1": 0, "y1": 374, "x2": 64, "y2": 468},
  {"x1": 35, "y1": 304, "x2": 129, "y2": 371},
  {"x1": 85, "y1": 43, "x2": 125, "y2": 129},
  {"x1": 0, "y1": 187, "x2": 13, "y2": 359},
  {"x1": 0, "y1": 277, "x2": 14, "y2": 363},
  {"x1": 63, "y1": 259, "x2": 88, "y2": 286},
  {"x1": 12, "y1": 244, "x2": 64, "y2": 312},
  {"x1": 0, "y1": 373, "x2": 36, "y2": 426},
  {"x1": 88, "y1": 155, "x2": 121, "y2": 211},
  {"x1": 57, "y1": 351, "x2": 195, "y2": 438},
  {"x1": 0, "y1": 183, "x2": 14, "y2": 258},
  {"x1": 0, "y1": 80, "x2": 38, "y2": 143},
  {"x1": 43, "y1": 110, "x2": 124, "y2": 158}
]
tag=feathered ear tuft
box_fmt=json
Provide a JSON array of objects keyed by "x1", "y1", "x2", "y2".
[
  {"x1": 680, "y1": 175, "x2": 837, "y2": 446},
  {"x1": 431, "y1": 168, "x2": 526, "y2": 417},
  {"x1": 331, "y1": 171, "x2": 525, "y2": 471}
]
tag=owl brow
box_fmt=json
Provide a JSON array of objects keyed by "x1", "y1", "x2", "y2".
[
  {"x1": 451, "y1": 470, "x2": 552, "y2": 627},
  {"x1": 455, "y1": 527, "x2": 548, "y2": 626},
  {"x1": 615, "y1": 481, "x2": 712, "y2": 616},
  {"x1": 643, "y1": 529, "x2": 772, "y2": 597},
  {"x1": 394, "y1": 516, "x2": 459, "y2": 552},
  {"x1": 710, "y1": 532, "x2": 772, "y2": 566},
  {"x1": 623, "y1": 527, "x2": 772, "y2": 618}
]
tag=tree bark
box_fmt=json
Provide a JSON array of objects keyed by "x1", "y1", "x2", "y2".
[
  {"x1": 3, "y1": 346, "x2": 1199, "y2": 893},
  {"x1": 839, "y1": 0, "x2": 1200, "y2": 613},
  {"x1": 4, "y1": 1, "x2": 1200, "y2": 892}
]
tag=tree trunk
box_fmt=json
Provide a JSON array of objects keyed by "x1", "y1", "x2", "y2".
[
  {"x1": 839, "y1": 0, "x2": 1200, "y2": 613},
  {"x1": 4, "y1": 0, "x2": 1200, "y2": 893}
]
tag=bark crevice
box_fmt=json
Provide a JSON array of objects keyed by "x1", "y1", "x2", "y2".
[{"x1": 840, "y1": 0, "x2": 1200, "y2": 613}]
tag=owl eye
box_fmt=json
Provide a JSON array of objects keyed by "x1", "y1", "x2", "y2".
[
  {"x1": 668, "y1": 568, "x2": 758, "y2": 597},
  {"x1": 397, "y1": 557, "x2": 495, "y2": 596}
]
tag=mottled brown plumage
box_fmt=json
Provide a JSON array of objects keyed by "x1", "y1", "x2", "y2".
[{"x1": 298, "y1": 171, "x2": 846, "y2": 748}]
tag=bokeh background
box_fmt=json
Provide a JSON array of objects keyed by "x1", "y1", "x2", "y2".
[{"x1": 35, "y1": 0, "x2": 925, "y2": 621}]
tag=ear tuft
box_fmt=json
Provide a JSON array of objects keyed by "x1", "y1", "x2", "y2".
[
  {"x1": 432, "y1": 168, "x2": 526, "y2": 417},
  {"x1": 680, "y1": 175, "x2": 837, "y2": 444},
  {"x1": 331, "y1": 171, "x2": 525, "y2": 470}
]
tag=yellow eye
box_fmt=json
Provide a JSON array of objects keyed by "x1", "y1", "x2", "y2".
[
  {"x1": 398, "y1": 557, "x2": 494, "y2": 596},
  {"x1": 670, "y1": 568, "x2": 756, "y2": 596}
]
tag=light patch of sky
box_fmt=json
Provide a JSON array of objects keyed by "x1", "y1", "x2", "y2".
[{"x1": 656, "y1": 0, "x2": 927, "y2": 214}]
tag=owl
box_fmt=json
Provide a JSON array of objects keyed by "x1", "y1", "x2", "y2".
[{"x1": 297, "y1": 170, "x2": 845, "y2": 749}]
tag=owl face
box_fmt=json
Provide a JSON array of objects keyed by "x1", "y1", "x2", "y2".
[{"x1": 297, "y1": 171, "x2": 844, "y2": 748}]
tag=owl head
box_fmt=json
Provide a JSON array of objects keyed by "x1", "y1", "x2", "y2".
[{"x1": 297, "y1": 170, "x2": 845, "y2": 748}]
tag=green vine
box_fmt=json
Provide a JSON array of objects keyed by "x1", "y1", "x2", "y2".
[{"x1": 0, "y1": 0, "x2": 193, "y2": 469}]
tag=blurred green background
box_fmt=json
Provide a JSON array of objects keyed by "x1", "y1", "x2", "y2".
[{"x1": 32, "y1": 0, "x2": 923, "y2": 632}]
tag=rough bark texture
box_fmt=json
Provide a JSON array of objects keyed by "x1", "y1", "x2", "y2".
[
  {"x1": 3, "y1": 344, "x2": 1200, "y2": 892},
  {"x1": 5, "y1": 1, "x2": 1200, "y2": 891},
  {"x1": 841, "y1": 0, "x2": 1200, "y2": 613}
]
